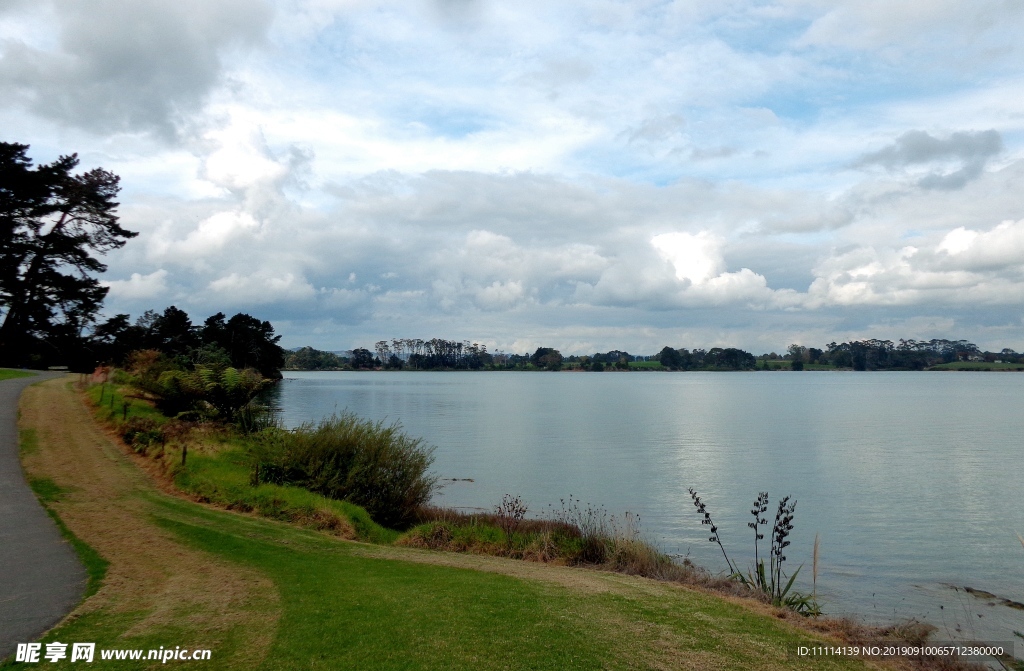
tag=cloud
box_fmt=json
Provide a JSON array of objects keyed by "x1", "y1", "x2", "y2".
[
  {"x1": 854, "y1": 130, "x2": 1002, "y2": 190},
  {"x1": 856, "y1": 130, "x2": 1002, "y2": 169},
  {"x1": 690, "y1": 146, "x2": 736, "y2": 161},
  {"x1": 571, "y1": 230, "x2": 796, "y2": 310},
  {"x1": 807, "y1": 219, "x2": 1024, "y2": 307},
  {"x1": 206, "y1": 271, "x2": 316, "y2": 304},
  {"x1": 794, "y1": 0, "x2": 1024, "y2": 55},
  {"x1": 621, "y1": 114, "x2": 686, "y2": 144},
  {"x1": 0, "y1": 0, "x2": 272, "y2": 137},
  {"x1": 474, "y1": 280, "x2": 525, "y2": 311},
  {"x1": 935, "y1": 220, "x2": 1024, "y2": 271},
  {"x1": 651, "y1": 232, "x2": 723, "y2": 285},
  {"x1": 101, "y1": 269, "x2": 169, "y2": 301},
  {"x1": 201, "y1": 126, "x2": 294, "y2": 192}
]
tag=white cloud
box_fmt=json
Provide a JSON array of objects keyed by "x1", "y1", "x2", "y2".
[
  {"x1": 935, "y1": 219, "x2": 1024, "y2": 270},
  {"x1": 938, "y1": 227, "x2": 978, "y2": 256},
  {"x1": 793, "y1": 0, "x2": 1024, "y2": 56},
  {"x1": 474, "y1": 280, "x2": 525, "y2": 311},
  {"x1": 201, "y1": 126, "x2": 290, "y2": 192},
  {"x1": 173, "y1": 210, "x2": 262, "y2": 258},
  {"x1": 206, "y1": 271, "x2": 316, "y2": 304},
  {"x1": 102, "y1": 269, "x2": 169, "y2": 300},
  {"x1": 808, "y1": 219, "x2": 1024, "y2": 307},
  {"x1": 651, "y1": 231, "x2": 724, "y2": 285}
]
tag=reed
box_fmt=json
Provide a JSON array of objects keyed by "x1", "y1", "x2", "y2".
[{"x1": 812, "y1": 532, "x2": 820, "y2": 597}]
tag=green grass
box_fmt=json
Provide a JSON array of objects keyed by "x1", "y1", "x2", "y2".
[
  {"x1": 19, "y1": 436, "x2": 109, "y2": 601},
  {"x1": 19, "y1": 427, "x2": 39, "y2": 456},
  {"x1": 86, "y1": 382, "x2": 166, "y2": 423},
  {"x1": 84, "y1": 382, "x2": 398, "y2": 544},
  {"x1": 20, "y1": 491, "x2": 869, "y2": 670},
  {"x1": 627, "y1": 360, "x2": 664, "y2": 370},
  {"x1": 928, "y1": 361, "x2": 1024, "y2": 371},
  {"x1": 175, "y1": 446, "x2": 399, "y2": 544},
  {"x1": 0, "y1": 368, "x2": 34, "y2": 381}
]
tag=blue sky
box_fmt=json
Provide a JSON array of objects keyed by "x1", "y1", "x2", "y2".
[{"x1": 2, "y1": 0, "x2": 1024, "y2": 354}]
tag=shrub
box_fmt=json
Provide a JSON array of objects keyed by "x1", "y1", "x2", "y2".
[
  {"x1": 494, "y1": 494, "x2": 528, "y2": 545},
  {"x1": 249, "y1": 412, "x2": 437, "y2": 528},
  {"x1": 547, "y1": 495, "x2": 617, "y2": 564},
  {"x1": 127, "y1": 358, "x2": 272, "y2": 427},
  {"x1": 121, "y1": 416, "x2": 165, "y2": 452},
  {"x1": 407, "y1": 498, "x2": 667, "y2": 569}
]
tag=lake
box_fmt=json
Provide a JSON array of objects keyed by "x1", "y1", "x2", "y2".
[{"x1": 274, "y1": 370, "x2": 1024, "y2": 644}]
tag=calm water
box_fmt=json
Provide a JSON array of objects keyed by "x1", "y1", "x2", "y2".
[{"x1": 275, "y1": 371, "x2": 1024, "y2": 644}]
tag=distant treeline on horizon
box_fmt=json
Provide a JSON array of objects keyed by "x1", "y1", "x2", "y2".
[{"x1": 284, "y1": 337, "x2": 1024, "y2": 372}]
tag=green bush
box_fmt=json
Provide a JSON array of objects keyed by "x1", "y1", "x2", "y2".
[
  {"x1": 126, "y1": 353, "x2": 272, "y2": 426},
  {"x1": 121, "y1": 416, "x2": 165, "y2": 452},
  {"x1": 249, "y1": 412, "x2": 437, "y2": 528}
]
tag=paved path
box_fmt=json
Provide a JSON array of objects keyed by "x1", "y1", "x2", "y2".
[{"x1": 0, "y1": 372, "x2": 86, "y2": 660}]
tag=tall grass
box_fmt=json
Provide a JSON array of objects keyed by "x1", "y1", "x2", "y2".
[
  {"x1": 399, "y1": 496, "x2": 745, "y2": 594},
  {"x1": 248, "y1": 412, "x2": 437, "y2": 528}
]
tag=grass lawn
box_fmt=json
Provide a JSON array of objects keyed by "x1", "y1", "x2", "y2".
[
  {"x1": 928, "y1": 361, "x2": 1024, "y2": 371},
  {"x1": 0, "y1": 368, "x2": 34, "y2": 381},
  {"x1": 627, "y1": 361, "x2": 664, "y2": 370},
  {"x1": 10, "y1": 378, "x2": 883, "y2": 670}
]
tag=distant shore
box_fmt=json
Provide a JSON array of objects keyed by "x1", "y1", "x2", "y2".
[{"x1": 282, "y1": 362, "x2": 1024, "y2": 372}]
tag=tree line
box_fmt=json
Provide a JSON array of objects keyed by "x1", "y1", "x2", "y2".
[
  {"x1": 94, "y1": 306, "x2": 285, "y2": 378},
  {"x1": 285, "y1": 341, "x2": 761, "y2": 372},
  {"x1": 287, "y1": 337, "x2": 1023, "y2": 373},
  {"x1": 781, "y1": 338, "x2": 1021, "y2": 371}
]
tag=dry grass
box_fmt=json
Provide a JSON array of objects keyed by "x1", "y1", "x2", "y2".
[{"x1": 18, "y1": 378, "x2": 282, "y2": 668}]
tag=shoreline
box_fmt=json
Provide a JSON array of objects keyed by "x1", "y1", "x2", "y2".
[
  {"x1": 11, "y1": 376, "x2": 932, "y2": 670},
  {"x1": 22, "y1": 376, "x2": 1007, "y2": 671}
]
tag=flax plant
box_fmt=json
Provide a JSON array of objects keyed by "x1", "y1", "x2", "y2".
[
  {"x1": 748, "y1": 492, "x2": 769, "y2": 591},
  {"x1": 688, "y1": 488, "x2": 736, "y2": 574},
  {"x1": 769, "y1": 495, "x2": 797, "y2": 602},
  {"x1": 686, "y1": 488, "x2": 820, "y2": 616}
]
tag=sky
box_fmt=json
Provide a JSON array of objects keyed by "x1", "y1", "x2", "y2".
[{"x1": 2, "y1": 0, "x2": 1024, "y2": 355}]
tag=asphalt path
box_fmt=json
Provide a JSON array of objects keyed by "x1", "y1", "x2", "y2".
[{"x1": 0, "y1": 372, "x2": 86, "y2": 659}]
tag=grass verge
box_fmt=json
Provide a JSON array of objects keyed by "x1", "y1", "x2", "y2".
[
  {"x1": 0, "y1": 368, "x2": 34, "y2": 381},
  {"x1": 25, "y1": 474, "x2": 109, "y2": 600},
  {"x1": 84, "y1": 381, "x2": 397, "y2": 544},
  {"x1": 928, "y1": 361, "x2": 1024, "y2": 371},
  {"x1": 18, "y1": 426, "x2": 109, "y2": 600}
]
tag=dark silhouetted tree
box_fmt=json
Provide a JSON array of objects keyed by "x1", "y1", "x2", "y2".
[
  {"x1": 201, "y1": 312, "x2": 285, "y2": 378},
  {"x1": 350, "y1": 348, "x2": 375, "y2": 369},
  {"x1": 659, "y1": 346, "x2": 682, "y2": 369},
  {"x1": 0, "y1": 142, "x2": 136, "y2": 367}
]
